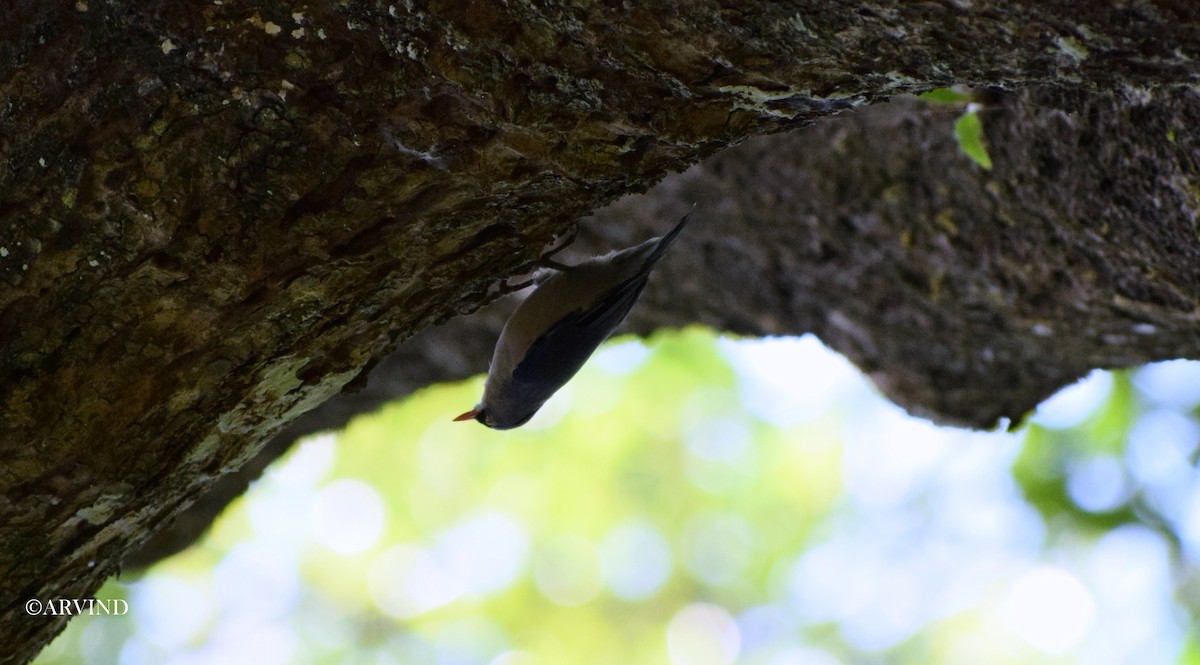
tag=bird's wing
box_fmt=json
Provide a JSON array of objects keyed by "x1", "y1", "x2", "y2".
[
  {"x1": 508, "y1": 209, "x2": 692, "y2": 395},
  {"x1": 510, "y1": 273, "x2": 651, "y2": 390}
]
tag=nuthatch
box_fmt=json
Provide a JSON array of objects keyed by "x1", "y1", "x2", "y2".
[{"x1": 455, "y1": 211, "x2": 692, "y2": 429}]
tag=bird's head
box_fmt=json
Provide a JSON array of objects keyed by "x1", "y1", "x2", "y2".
[{"x1": 453, "y1": 404, "x2": 537, "y2": 430}]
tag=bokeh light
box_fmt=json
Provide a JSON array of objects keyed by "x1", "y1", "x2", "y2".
[
  {"x1": 667, "y1": 604, "x2": 741, "y2": 665},
  {"x1": 33, "y1": 332, "x2": 1200, "y2": 665},
  {"x1": 997, "y1": 565, "x2": 1096, "y2": 654},
  {"x1": 599, "y1": 520, "x2": 673, "y2": 601}
]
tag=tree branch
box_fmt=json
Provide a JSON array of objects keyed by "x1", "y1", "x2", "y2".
[{"x1": 2, "y1": 1, "x2": 1198, "y2": 661}]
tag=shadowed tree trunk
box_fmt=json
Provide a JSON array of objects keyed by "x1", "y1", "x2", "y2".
[
  {"x1": 129, "y1": 85, "x2": 1200, "y2": 570},
  {"x1": 2, "y1": 1, "x2": 1198, "y2": 662}
]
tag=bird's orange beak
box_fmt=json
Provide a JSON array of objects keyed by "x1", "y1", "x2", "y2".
[{"x1": 453, "y1": 408, "x2": 480, "y2": 422}]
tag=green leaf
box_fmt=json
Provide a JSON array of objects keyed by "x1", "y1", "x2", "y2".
[
  {"x1": 918, "y1": 87, "x2": 972, "y2": 105},
  {"x1": 953, "y1": 109, "x2": 993, "y2": 170}
]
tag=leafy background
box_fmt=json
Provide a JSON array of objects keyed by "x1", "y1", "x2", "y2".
[{"x1": 34, "y1": 330, "x2": 1200, "y2": 665}]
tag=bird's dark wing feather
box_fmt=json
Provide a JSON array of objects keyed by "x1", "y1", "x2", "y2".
[
  {"x1": 510, "y1": 274, "x2": 651, "y2": 392},
  {"x1": 509, "y1": 210, "x2": 692, "y2": 400}
]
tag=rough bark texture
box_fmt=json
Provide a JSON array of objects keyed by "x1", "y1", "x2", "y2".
[
  {"x1": 1, "y1": 1, "x2": 1199, "y2": 662},
  {"x1": 130, "y1": 85, "x2": 1200, "y2": 568}
]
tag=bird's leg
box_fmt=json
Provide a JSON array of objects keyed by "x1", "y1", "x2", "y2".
[
  {"x1": 496, "y1": 276, "x2": 535, "y2": 295},
  {"x1": 494, "y1": 225, "x2": 580, "y2": 294},
  {"x1": 537, "y1": 224, "x2": 579, "y2": 271}
]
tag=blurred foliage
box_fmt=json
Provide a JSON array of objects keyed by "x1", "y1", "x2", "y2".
[
  {"x1": 952, "y1": 110, "x2": 993, "y2": 170},
  {"x1": 917, "y1": 88, "x2": 973, "y2": 105},
  {"x1": 34, "y1": 330, "x2": 1200, "y2": 665},
  {"x1": 918, "y1": 87, "x2": 994, "y2": 170}
]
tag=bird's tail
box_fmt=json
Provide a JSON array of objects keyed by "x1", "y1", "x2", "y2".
[{"x1": 643, "y1": 207, "x2": 694, "y2": 267}]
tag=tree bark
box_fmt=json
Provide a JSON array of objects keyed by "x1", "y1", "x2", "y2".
[
  {"x1": 1, "y1": 1, "x2": 1198, "y2": 661},
  {"x1": 128, "y1": 85, "x2": 1200, "y2": 569}
]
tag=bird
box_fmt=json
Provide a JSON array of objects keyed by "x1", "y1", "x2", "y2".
[{"x1": 454, "y1": 210, "x2": 692, "y2": 429}]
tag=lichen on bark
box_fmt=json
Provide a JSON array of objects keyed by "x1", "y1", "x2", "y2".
[{"x1": 1, "y1": 1, "x2": 1199, "y2": 662}]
